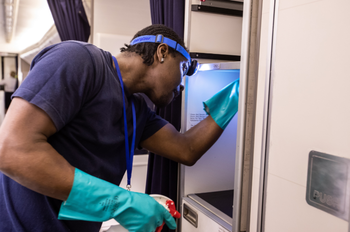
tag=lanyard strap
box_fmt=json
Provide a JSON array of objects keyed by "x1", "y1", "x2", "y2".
[{"x1": 112, "y1": 56, "x2": 136, "y2": 189}]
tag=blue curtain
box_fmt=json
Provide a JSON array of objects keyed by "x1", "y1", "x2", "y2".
[
  {"x1": 47, "y1": 0, "x2": 90, "y2": 42},
  {"x1": 146, "y1": 1, "x2": 185, "y2": 231},
  {"x1": 149, "y1": 0, "x2": 185, "y2": 39}
]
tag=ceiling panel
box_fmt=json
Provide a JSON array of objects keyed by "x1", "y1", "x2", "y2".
[{"x1": 0, "y1": 0, "x2": 54, "y2": 53}]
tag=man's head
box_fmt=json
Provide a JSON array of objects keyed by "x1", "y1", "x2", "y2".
[
  {"x1": 10, "y1": 71, "x2": 16, "y2": 78},
  {"x1": 121, "y1": 24, "x2": 187, "y2": 66},
  {"x1": 120, "y1": 25, "x2": 195, "y2": 107}
]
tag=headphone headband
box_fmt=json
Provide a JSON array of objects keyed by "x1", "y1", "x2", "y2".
[{"x1": 130, "y1": 34, "x2": 191, "y2": 62}]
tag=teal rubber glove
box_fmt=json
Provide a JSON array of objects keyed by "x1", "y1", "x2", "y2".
[
  {"x1": 58, "y1": 168, "x2": 177, "y2": 232},
  {"x1": 203, "y1": 79, "x2": 240, "y2": 129}
]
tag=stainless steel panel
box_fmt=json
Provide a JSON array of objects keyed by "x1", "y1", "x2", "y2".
[
  {"x1": 188, "y1": 193, "x2": 233, "y2": 225},
  {"x1": 233, "y1": 0, "x2": 253, "y2": 230},
  {"x1": 306, "y1": 150, "x2": 350, "y2": 221},
  {"x1": 199, "y1": 0, "x2": 243, "y2": 11},
  {"x1": 237, "y1": 0, "x2": 263, "y2": 230},
  {"x1": 197, "y1": 61, "x2": 240, "y2": 71},
  {"x1": 182, "y1": 197, "x2": 232, "y2": 232}
]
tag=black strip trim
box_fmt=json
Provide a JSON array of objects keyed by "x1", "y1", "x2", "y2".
[
  {"x1": 191, "y1": 5, "x2": 243, "y2": 17},
  {"x1": 15, "y1": 55, "x2": 18, "y2": 75},
  {"x1": 190, "y1": 52, "x2": 240, "y2": 61}
]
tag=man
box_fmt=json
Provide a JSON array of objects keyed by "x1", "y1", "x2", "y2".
[
  {"x1": 0, "y1": 24, "x2": 239, "y2": 232},
  {"x1": 0, "y1": 70, "x2": 18, "y2": 113}
]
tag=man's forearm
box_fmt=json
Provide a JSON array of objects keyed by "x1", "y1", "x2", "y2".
[
  {"x1": 181, "y1": 115, "x2": 223, "y2": 165},
  {"x1": 141, "y1": 115, "x2": 224, "y2": 166}
]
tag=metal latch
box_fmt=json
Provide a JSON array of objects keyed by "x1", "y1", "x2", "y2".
[{"x1": 183, "y1": 203, "x2": 198, "y2": 228}]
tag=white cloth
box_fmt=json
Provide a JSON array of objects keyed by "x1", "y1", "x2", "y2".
[{"x1": 0, "y1": 77, "x2": 17, "y2": 92}]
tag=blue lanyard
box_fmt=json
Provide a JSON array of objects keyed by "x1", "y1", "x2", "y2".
[{"x1": 112, "y1": 56, "x2": 136, "y2": 190}]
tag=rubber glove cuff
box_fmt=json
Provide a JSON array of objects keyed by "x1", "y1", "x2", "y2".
[
  {"x1": 58, "y1": 168, "x2": 121, "y2": 221},
  {"x1": 58, "y1": 168, "x2": 177, "y2": 231}
]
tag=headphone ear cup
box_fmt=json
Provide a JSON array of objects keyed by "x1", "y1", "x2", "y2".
[{"x1": 186, "y1": 60, "x2": 198, "y2": 76}]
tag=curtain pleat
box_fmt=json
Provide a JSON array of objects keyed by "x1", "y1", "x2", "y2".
[{"x1": 47, "y1": 0, "x2": 90, "y2": 42}]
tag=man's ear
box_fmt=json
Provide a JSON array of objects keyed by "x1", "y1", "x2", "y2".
[{"x1": 156, "y1": 43, "x2": 169, "y2": 62}]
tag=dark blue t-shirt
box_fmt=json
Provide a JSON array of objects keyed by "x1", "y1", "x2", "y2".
[{"x1": 0, "y1": 41, "x2": 168, "y2": 232}]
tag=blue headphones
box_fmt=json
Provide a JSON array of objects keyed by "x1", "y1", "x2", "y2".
[{"x1": 130, "y1": 34, "x2": 198, "y2": 76}]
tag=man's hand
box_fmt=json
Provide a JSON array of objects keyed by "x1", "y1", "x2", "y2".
[{"x1": 58, "y1": 169, "x2": 177, "y2": 232}]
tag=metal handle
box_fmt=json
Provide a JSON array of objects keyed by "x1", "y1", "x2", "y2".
[{"x1": 183, "y1": 204, "x2": 198, "y2": 228}]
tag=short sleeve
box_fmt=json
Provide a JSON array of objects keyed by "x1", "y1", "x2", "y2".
[{"x1": 13, "y1": 42, "x2": 97, "y2": 131}]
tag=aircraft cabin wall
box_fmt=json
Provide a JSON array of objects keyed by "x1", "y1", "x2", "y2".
[{"x1": 250, "y1": 0, "x2": 350, "y2": 231}]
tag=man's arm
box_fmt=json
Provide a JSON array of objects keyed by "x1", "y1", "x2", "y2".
[
  {"x1": 140, "y1": 115, "x2": 223, "y2": 166},
  {"x1": 141, "y1": 79, "x2": 240, "y2": 166},
  {"x1": 0, "y1": 97, "x2": 74, "y2": 201}
]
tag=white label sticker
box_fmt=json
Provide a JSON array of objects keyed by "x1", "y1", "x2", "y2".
[{"x1": 188, "y1": 113, "x2": 207, "y2": 128}]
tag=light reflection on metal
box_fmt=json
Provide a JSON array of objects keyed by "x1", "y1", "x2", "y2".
[{"x1": 197, "y1": 62, "x2": 240, "y2": 72}]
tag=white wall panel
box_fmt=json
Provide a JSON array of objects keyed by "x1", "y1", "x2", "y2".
[
  {"x1": 119, "y1": 154, "x2": 149, "y2": 193},
  {"x1": 265, "y1": 174, "x2": 347, "y2": 232},
  {"x1": 95, "y1": 33, "x2": 132, "y2": 56},
  {"x1": 249, "y1": 167, "x2": 263, "y2": 232},
  {"x1": 3, "y1": 57, "x2": 16, "y2": 80},
  {"x1": 93, "y1": 0, "x2": 151, "y2": 47},
  {"x1": 268, "y1": 0, "x2": 350, "y2": 186},
  {"x1": 278, "y1": 0, "x2": 322, "y2": 10},
  {"x1": 188, "y1": 12, "x2": 242, "y2": 55},
  {"x1": 261, "y1": 0, "x2": 350, "y2": 231}
]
